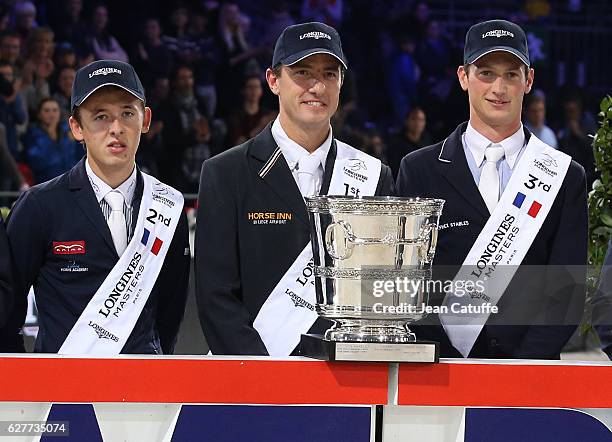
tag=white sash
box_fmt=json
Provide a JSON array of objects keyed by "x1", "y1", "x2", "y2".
[
  {"x1": 440, "y1": 134, "x2": 572, "y2": 357},
  {"x1": 253, "y1": 141, "x2": 382, "y2": 356},
  {"x1": 59, "y1": 173, "x2": 184, "y2": 355}
]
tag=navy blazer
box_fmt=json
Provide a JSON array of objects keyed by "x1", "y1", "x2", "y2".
[
  {"x1": 397, "y1": 122, "x2": 588, "y2": 359},
  {"x1": 0, "y1": 217, "x2": 13, "y2": 328},
  {"x1": 195, "y1": 124, "x2": 395, "y2": 355},
  {"x1": 0, "y1": 159, "x2": 190, "y2": 354}
]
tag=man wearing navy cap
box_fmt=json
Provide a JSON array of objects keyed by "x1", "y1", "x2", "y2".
[
  {"x1": 397, "y1": 20, "x2": 587, "y2": 359},
  {"x1": 196, "y1": 22, "x2": 394, "y2": 355},
  {"x1": 0, "y1": 60, "x2": 190, "y2": 354}
]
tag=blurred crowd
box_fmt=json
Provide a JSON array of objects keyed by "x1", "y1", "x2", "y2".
[{"x1": 0, "y1": 0, "x2": 603, "y2": 199}]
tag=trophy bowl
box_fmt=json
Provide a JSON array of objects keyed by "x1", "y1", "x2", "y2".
[{"x1": 305, "y1": 196, "x2": 444, "y2": 346}]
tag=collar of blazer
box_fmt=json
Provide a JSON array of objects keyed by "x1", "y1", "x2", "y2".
[
  {"x1": 435, "y1": 122, "x2": 533, "y2": 220},
  {"x1": 248, "y1": 123, "x2": 338, "y2": 228},
  {"x1": 67, "y1": 158, "x2": 145, "y2": 258}
]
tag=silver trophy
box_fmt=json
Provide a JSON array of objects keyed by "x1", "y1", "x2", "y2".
[{"x1": 301, "y1": 196, "x2": 444, "y2": 362}]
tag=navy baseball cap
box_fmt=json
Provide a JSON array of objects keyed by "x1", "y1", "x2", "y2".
[
  {"x1": 71, "y1": 59, "x2": 145, "y2": 111},
  {"x1": 272, "y1": 22, "x2": 347, "y2": 69},
  {"x1": 464, "y1": 19, "x2": 530, "y2": 67}
]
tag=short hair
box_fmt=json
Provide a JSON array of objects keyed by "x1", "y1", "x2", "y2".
[
  {"x1": 37, "y1": 97, "x2": 58, "y2": 115},
  {"x1": 171, "y1": 64, "x2": 193, "y2": 82},
  {"x1": 524, "y1": 93, "x2": 545, "y2": 109},
  {"x1": 242, "y1": 74, "x2": 262, "y2": 88}
]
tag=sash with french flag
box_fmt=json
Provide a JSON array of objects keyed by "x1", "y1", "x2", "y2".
[
  {"x1": 439, "y1": 133, "x2": 572, "y2": 357},
  {"x1": 142, "y1": 228, "x2": 163, "y2": 255},
  {"x1": 59, "y1": 174, "x2": 184, "y2": 355}
]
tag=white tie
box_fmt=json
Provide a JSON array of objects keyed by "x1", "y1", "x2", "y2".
[
  {"x1": 297, "y1": 155, "x2": 320, "y2": 197},
  {"x1": 478, "y1": 144, "x2": 505, "y2": 214},
  {"x1": 104, "y1": 191, "x2": 127, "y2": 255}
]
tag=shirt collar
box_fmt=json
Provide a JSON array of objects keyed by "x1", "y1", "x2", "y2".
[
  {"x1": 85, "y1": 158, "x2": 137, "y2": 206},
  {"x1": 271, "y1": 117, "x2": 332, "y2": 172},
  {"x1": 464, "y1": 122, "x2": 525, "y2": 169}
]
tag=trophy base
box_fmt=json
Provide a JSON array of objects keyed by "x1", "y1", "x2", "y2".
[
  {"x1": 299, "y1": 334, "x2": 439, "y2": 363},
  {"x1": 324, "y1": 319, "x2": 417, "y2": 343}
]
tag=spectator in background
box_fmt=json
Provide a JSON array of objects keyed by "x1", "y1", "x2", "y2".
[
  {"x1": 558, "y1": 94, "x2": 597, "y2": 190},
  {"x1": 21, "y1": 27, "x2": 54, "y2": 117},
  {"x1": 415, "y1": 20, "x2": 455, "y2": 135},
  {"x1": 216, "y1": 3, "x2": 263, "y2": 116},
  {"x1": 387, "y1": 33, "x2": 419, "y2": 128},
  {"x1": 186, "y1": 8, "x2": 220, "y2": 119},
  {"x1": 86, "y1": 4, "x2": 128, "y2": 62},
  {"x1": 387, "y1": 106, "x2": 431, "y2": 179},
  {"x1": 0, "y1": 32, "x2": 21, "y2": 69},
  {"x1": 132, "y1": 17, "x2": 173, "y2": 91},
  {"x1": 389, "y1": 1, "x2": 430, "y2": 42},
  {"x1": 22, "y1": 97, "x2": 81, "y2": 184},
  {"x1": 300, "y1": 0, "x2": 343, "y2": 27},
  {"x1": 158, "y1": 65, "x2": 207, "y2": 189},
  {"x1": 51, "y1": 66, "x2": 75, "y2": 121},
  {"x1": 53, "y1": 42, "x2": 77, "y2": 71},
  {"x1": 181, "y1": 116, "x2": 225, "y2": 194},
  {"x1": 0, "y1": 123, "x2": 28, "y2": 191},
  {"x1": 0, "y1": 62, "x2": 27, "y2": 157},
  {"x1": 136, "y1": 76, "x2": 170, "y2": 177},
  {"x1": 367, "y1": 129, "x2": 388, "y2": 165},
  {"x1": 0, "y1": 7, "x2": 10, "y2": 35},
  {"x1": 258, "y1": 2, "x2": 295, "y2": 50},
  {"x1": 523, "y1": 91, "x2": 557, "y2": 148},
  {"x1": 12, "y1": 1, "x2": 37, "y2": 47},
  {"x1": 227, "y1": 75, "x2": 276, "y2": 147},
  {"x1": 47, "y1": 0, "x2": 86, "y2": 53},
  {"x1": 162, "y1": 5, "x2": 199, "y2": 67}
]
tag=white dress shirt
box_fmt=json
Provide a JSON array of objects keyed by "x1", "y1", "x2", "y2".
[
  {"x1": 271, "y1": 117, "x2": 332, "y2": 197},
  {"x1": 86, "y1": 158, "x2": 137, "y2": 240},
  {"x1": 462, "y1": 122, "x2": 526, "y2": 194}
]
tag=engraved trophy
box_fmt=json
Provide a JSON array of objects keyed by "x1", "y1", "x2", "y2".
[{"x1": 300, "y1": 196, "x2": 444, "y2": 362}]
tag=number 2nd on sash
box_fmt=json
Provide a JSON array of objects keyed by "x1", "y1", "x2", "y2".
[{"x1": 343, "y1": 183, "x2": 360, "y2": 197}]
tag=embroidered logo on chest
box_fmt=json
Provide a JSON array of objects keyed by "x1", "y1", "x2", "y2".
[{"x1": 53, "y1": 241, "x2": 86, "y2": 255}]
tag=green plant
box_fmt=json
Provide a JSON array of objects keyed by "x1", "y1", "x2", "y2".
[
  {"x1": 589, "y1": 95, "x2": 612, "y2": 268},
  {"x1": 579, "y1": 96, "x2": 612, "y2": 341}
]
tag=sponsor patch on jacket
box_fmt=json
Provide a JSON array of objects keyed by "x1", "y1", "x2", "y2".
[
  {"x1": 438, "y1": 220, "x2": 469, "y2": 230},
  {"x1": 247, "y1": 212, "x2": 293, "y2": 225},
  {"x1": 60, "y1": 260, "x2": 89, "y2": 272},
  {"x1": 53, "y1": 240, "x2": 86, "y2": 255}
]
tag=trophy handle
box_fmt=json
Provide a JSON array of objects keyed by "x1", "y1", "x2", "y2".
[{"x1": 325, "y1": 220, "x2": 430, "y2": 261}]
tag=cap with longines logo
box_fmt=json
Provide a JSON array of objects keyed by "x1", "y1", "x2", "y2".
[
  {"x1": 464, "y1": 19, "x2": 530, "y2": 67},
  {"x1": 71, "y1": 59, "x2": 145, "y2": 111},
  {"x1": 272, "y1": 21, "x2": 348, "y2": 69}
]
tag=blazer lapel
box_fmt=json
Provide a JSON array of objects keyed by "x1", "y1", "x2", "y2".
[
  {"x1": 68, "y1": 159, "x2": 119, "y2": 257},
  {"x1": 438, "y1": 123, "x2": 490, "y2": 219},
  {"x1": 250, "y1": 125, "x2": 309, "y2": 227}
]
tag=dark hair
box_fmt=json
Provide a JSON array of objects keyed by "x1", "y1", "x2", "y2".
[
  {"x1": 0, "y1": 60, "x2": 13, "y2": 71},
  {"x1": 171, "y1": 64, "x2": 193, "y2": 82},
  {"x1": 242, "y1": 74, "x2": 262, "y2": 88},
  {"x1": 37, "y1": 97, "x2": 60, "y2": 125}
]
